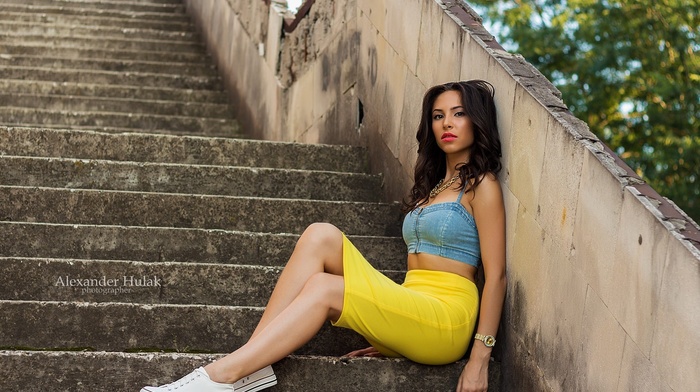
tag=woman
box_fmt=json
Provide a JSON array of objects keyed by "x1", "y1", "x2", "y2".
[{"x1": 141, "y1": 80, "x2": 506, "y2": 392}]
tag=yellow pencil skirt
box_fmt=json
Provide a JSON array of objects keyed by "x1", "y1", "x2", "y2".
[{"x1": 332, "y1": 234, "x2": 479, "y2": 365}]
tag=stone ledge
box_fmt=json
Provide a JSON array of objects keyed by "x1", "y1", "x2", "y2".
[
  {"x1": 0, "y1": 156, "x2": 382, "y2": 201},
  {"x1": 0, "y1": 107, "x2": 238, "y2": 135},
  {"x1": 0, "y1": 257, "x2": 405, "y2": 306},
  {"x1": 0, "y1": 93, "x2": 231, "y2": 118},
  {"x1": 0, "y1": 127, "x2": 371, "y2": 172},
  {"x1": 0, "y1": 222, "x2": 406, "y2": 269},
  {"x1": 0, "y1": 186, "x2": 401, "y2": 236},
  {"x1": 0, "y1": 350, "x2": 501, "y2": 391},
  {"x1": 0, "y1": 300, "x2": 368, "y2": 355},
  {"x1": 0, "y1": 66, "x2": 221, "y2": 90},
  {"x1": 0, "y1": 20, "x2": 200, "y2": 42},
  {"x1": 3, "y1": 0, "x2": 184, "y2": 14},
  {"x1": 0, "y1": 3, "x2": 191, "y2": 22},
  {"x1": 0, "y1": 80, "x2": 227, "y2": 103}
]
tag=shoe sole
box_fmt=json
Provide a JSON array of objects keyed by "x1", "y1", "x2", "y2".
[{"x1": 234, "y1": 365, "x2": 277, "y2": 392}]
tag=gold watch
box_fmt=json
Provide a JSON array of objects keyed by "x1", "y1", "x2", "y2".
[{"x1": 474, "y1": 333, "x2": 496, "y2": 347}]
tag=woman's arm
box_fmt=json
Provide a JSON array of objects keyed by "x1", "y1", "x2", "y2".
[{"x1": 458, "y1": 174, "x2": 507, "y2": 392}]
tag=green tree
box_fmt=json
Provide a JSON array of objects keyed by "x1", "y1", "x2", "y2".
[{"x1": 469, "y1": 0, "x2": 700, "y2": 222}]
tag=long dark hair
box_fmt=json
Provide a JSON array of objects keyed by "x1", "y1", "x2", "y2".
[{"x1": 402, "y1": 80, "x2": 502, "y2": 213}]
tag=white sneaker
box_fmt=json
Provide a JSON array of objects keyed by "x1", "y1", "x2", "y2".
[
  {"x1": 233, "y1": 365, "x2": 277, "y2": 392},
  {"x1": 140, "y1": 366, "x2": 277, "y2": 392}
]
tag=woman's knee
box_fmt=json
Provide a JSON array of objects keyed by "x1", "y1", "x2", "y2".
[
  {"x1": 300, "y1": 223, "x2": 342, "y2": 243},
  {"x1": 297, "y1": 223, "x2": 343, "y2": 258},
  {"x1": 302, "y1": 273, "x2": 344, "y2": 315}
]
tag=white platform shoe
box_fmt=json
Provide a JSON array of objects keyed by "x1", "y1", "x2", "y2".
[{"x1": 140, "y1": 365, "x2": 277, "y2": 392}]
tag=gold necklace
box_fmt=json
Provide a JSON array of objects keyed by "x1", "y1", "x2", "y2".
[{"x1": 429, "y1": 174, "x2": 460, "y2": 198}]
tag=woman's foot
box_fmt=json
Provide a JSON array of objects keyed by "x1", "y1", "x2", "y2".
[{"x1": 140, "y1": 365, "x2": 277, "y2": 392}]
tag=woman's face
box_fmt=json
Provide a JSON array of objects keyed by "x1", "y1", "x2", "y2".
[{"x1": 431, "y1": 90, "x2": 474, "y2": 159}]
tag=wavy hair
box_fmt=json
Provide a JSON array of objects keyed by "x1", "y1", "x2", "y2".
[{"x1": 402, "y1": 80, "x2": 502, "y2": 213}]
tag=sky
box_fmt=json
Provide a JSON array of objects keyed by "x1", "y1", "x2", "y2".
[{"x1": 287, "y1": 0, "x2": 303, "y2": 13}]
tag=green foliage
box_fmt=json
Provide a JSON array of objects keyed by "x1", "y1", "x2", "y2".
[{"x1": 469, "y1": 0, "x2": 700, "y2": 222}]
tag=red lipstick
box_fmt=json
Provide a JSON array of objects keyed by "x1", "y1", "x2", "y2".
[{"x1": 441, "y1": 132, "x2": 457, "y2": 141}]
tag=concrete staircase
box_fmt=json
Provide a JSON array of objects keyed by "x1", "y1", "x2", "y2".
[{"x1": 0, "y1": 0, "x2": 497, "y2": 390}]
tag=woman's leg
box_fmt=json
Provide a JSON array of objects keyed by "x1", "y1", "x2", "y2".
[
  {"x1": 204, "y1": 272, "x2": 344, "y2": 383},
  {"x1": 250, "y1": 222, "x2": 344, "y2": 339},
  {"x1": 203, "y1": 222, "x2": 346, "y2": 383}
]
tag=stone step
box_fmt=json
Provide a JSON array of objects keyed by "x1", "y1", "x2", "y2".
[
  {"x1": 0, "y1": 257, "x2": 404, "y2": 306},
  {"x1": 0, "y1": 93, "x2": 232, "y2": 119},
  {"x1": 0, "y1": 127, "x2": 371, "y2": 173},
  {"x1": 0, "y1": 54, "x2": 216, "y2": 76},
  {"x1": 0, "y1": 4, "x2": 192, "y2": 23},
  {"x1": 0, "y1": 33, "x2": 205, "y2": 53},
  {"x1": 0, "y1": 156, "x2": 382, "y2": 202},
  {"x1": 0, "y1": 122, "x2": 240, "y2": 138},
  {"x1": 1, "y1": 0, "x2": 185, "y2": 14},
  {"x1": 0, "y1": 79, "x2": 228, "y2": 104},
  {"x1": 0, "y1": 107, "x2": 238, "y2": 135},
  {"x1": 0, "y1": 351, "x2": 491, "y2": 392},
  {"x1": 0, "y1": 258, "x2": 281, "y2": 306},
  {"x1": 0, "y1": 222, "x2": 406, "y2": 270},
  {"x1": 0, "y1": 11, "x2": 193, "y2": 32},
  {"x1": 0, "y1": 300, "x2": 366, "y2": 356},
  {"x1": 0, "y1": 21, "x2": 199, "y2": 42},
  {"x1": 0, "y1": 186, "x2": 402, "y2": 236},
  {"x1": 0, "y1": 43, "x2": 208, "y2": 63},
  {"x1": 1, "y1": 66, "x2": 220, "y2": 89}
]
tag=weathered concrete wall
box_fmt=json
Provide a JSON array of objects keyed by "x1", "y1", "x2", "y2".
[{"x1": 184, "y1": 0, "x2": 700, "y2": 391}]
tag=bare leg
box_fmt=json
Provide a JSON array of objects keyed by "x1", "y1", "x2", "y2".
[
  {"x1": 204, "y1": 272, "x2": 344, "y2": 383},
  {"x1": 250, "y1": 222, "x2": 344, "y2": 339},
  {"x1": 203, "y1": 223, "x2": 346, "y2": 383},
  {"x1": 142, "y1": 224, "x2": 347, "y2": 390}
]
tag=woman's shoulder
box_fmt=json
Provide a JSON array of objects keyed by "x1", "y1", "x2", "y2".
[
  {"x1": 470, "y1": 173, "x2": 503, "y2": 209},
  {"x1": 480, "y1": 172, "x2": 501, "y2": 187}
]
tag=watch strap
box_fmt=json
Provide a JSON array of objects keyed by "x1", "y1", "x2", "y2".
[{"x1": 474, "y1": 333, "x2": 496, "y2": 347}]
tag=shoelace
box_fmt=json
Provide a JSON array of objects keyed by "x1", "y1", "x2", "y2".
[{"x1": 160, "y1": 370, "x2": 202, "y2": 391}]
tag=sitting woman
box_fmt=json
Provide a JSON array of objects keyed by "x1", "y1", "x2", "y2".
[{"x1": 141, "y1": 79, "x2": 507, "y2": 392}]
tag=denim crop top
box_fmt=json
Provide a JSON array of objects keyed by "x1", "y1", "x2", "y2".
[{"x1": 402, "y1": 187, "x2": 481, "y2": 267}]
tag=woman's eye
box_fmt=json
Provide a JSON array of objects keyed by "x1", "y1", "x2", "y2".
[
  {"x1": 455, "y1": 111, "x2": 465, "y2": 117},
  {"x1": 432, "y1": 114, "x2": 443, "y2": 120}
]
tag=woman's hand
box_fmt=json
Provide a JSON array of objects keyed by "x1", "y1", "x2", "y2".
[
  {"x1": 456, "y1": 359, "x2": 489, "y2": 392},
  {"x1": 344, "y1": 346, "x2": 384, "y2": 358}
]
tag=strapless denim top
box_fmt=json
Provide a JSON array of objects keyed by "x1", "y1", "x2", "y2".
[{"x1": 402, "y1": 187, "x2": 481, "y2": 267}]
